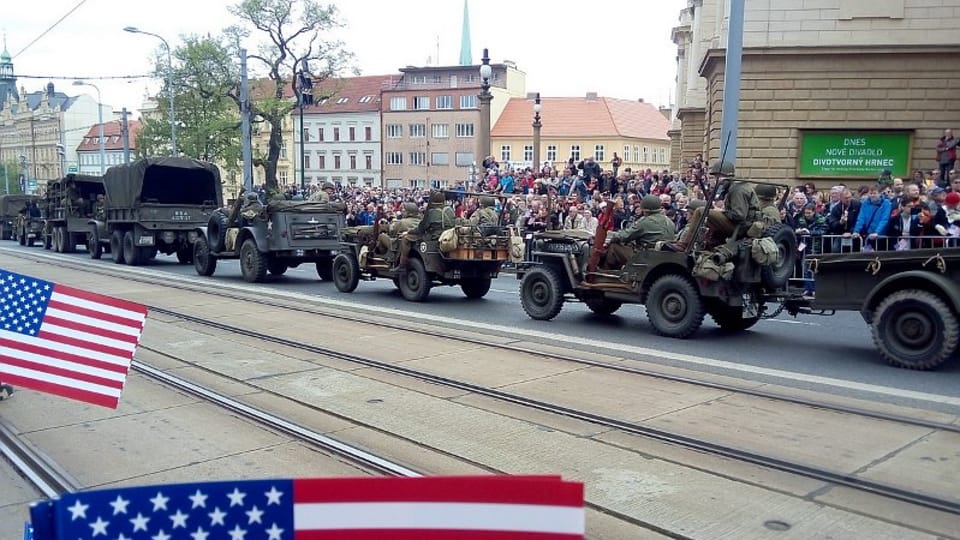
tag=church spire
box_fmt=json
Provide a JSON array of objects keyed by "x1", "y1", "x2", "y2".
[{"x1": 459, "y1": 0, "x2": 472, "y2": 66}]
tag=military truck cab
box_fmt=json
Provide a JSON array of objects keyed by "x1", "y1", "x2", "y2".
[{"x1": 42, "y1": 174, "x2": 106, "y2": 254}]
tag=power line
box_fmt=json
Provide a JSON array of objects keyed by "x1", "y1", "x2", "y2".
[
  {"x1": 12, "y1": 0, "x2": 91, "y2": 59},
  {"x1": 15, "y1": 74, "x2": 151, "y2": 80}
]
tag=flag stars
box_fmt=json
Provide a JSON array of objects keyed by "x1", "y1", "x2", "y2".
[
  {"x1": 208, "y1": 506, "x2": 227, "y2": 526},
  {"x1": 226, "y1": 487, "x2": 246, "y2": 507},
  {"x1": 246, "y1": 505, "x2": 264, "y2": 524},
  {"x1": 152, "y1": 529, "x2": 172, "y2": 540},
  {"x1": 67, "y1": 499, "x2": 89, "y2": 520},
  {"x1": 191, "y1": 526, "x2": 211, "y2": 540},
  {"x1": 189, "y1": 488, "x2": 208, "y2": 508},
  {"x1": 266, "y1": 523, "x2": 284, "y2": 540},
  {"x1": 108, "y1": 495, "x2": 130, "y2": 515},
  {"x1": 170, "y1": 509, "x2": 190, "y2": 528},
  {"x1": 228, "y1": 524, "x2": 247, "y2": 540},
  {"x1": 89, "y1": 516, "x2": 110, "y2": 536},
  {"x1": 150, "y1": 491, "x2": 170, "y2": 511},
  {"x1": 264, "y1": 486, "x2": 283, "y2": 505},
  {"x1": 130, "y1": 512, "x2": 150, "y2": 532}
]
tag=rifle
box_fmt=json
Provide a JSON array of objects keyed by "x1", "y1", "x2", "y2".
[
  {"x1": 586, "y1": 198, "x2": 616, "y2": 274},
  {"x1": 686, "y1": 133, "x2": 732, "y2": 254}
]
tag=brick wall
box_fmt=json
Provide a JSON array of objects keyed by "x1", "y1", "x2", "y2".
[{"x1": 677, "y1": 109, "x2": 706, "y2": 171}]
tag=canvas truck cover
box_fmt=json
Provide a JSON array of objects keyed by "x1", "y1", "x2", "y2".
[
  {"x1": 46, "y1": 174, "x2": 105, "y2": 198},
  {"x1": 102, "y1": 157, "x2": 223, "y2": 208},
  {"x1": 0, "y1": 194, "x2": 40, "y2": 217}
]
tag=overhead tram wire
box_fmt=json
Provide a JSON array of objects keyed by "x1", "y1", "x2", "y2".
[
  {"x1": 12, "y1": 0, "x2": 91, "y2": 59},
  {"x1": 14, "y1": 74, "x2": 150, "y2": 81}
]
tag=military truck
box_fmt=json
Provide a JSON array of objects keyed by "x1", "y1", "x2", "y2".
[
  {"x1": 0, "y1": 194, "x2": 40, "y2": 241},
  {"x1": 91, "y1": 157, "x2": 222, "y2": 266},
  {"x1": 13, "y1": 207, "x2": 43, "y2": 247},
  {"x1": 42, "y1": 174, "x2": 106, "y2": 253},
  {"x1": 192, "y1": 192, "x2": 345, "y2": 283}
]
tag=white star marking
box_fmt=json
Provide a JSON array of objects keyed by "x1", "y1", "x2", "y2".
[
  {"x1": 228, "y1": 524, "x2": 247, "y2": 540},
  {"x1": 89, "y1": 516, "x2": 109, "y2": 536},
  {"x1": 208, "y1": 507, "x2": 227, "y2": 526},
  {"x1": 245, "y1": 505, "x2": 264, "y2": 524},
  {"x1": 266, "y1": 523, "x2": 285, "y2": 540},
  {"x1": 130, "y1": 512, "x2": 150, "y2": 532},
  {"x1": 152, "y1": 529, "x2": 171, "y2": 540},
  {"x1": 226, "y1": 487, "x2": 246, "y2": 507},
  {"x1": 190, "y1": 526, "x2": 210, "y2": 540},
  {"x1": 264, "y1": 486, "x2": 283, "y2": 505},
  {"x1": 150, "y1": 491, "x2": 170, "y2": 511},
  {"x1": 67, "y1": 499, "x2": 89, "y2": 520},
  {"x1": 188, "y1": 489, "x2": 208, "y2": 508},
  {"x1": 170, "y1": 509, "x2": 189, "y2": 528},
  {"x1": 109, "y1": 495, "x2": 130, "y2": 515}
]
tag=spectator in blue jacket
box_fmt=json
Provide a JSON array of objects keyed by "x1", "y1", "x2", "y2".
[{"x1": 851, "y1": 184, "x2": 892, "y2": 247}]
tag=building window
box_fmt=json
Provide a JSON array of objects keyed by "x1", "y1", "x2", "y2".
[
  {"x1": 659, "y1": 148, "x2": 666, "y2": 164},
  {"x1": 386, "y1": 124, "x2": 402, "y2": 138},
  {"x1": 304, "y1": 154, "x2": 311, "y2": 169},
  {"x1": 390, "y1": 97, "x2": 407, "y2": 110},
  {"x1": 336, "y1": 97, "x2": 349, "y2": 104},
  {"x1": 302, "y1": 128, "x2": 310, "y2": 142},
  {"x1": 409, "y1": 123, "x2": 425, "y2": 138},
  {"x1": 432, "y1": 124, "x2": 449, "y2": 138},
  {"x1": 347, "y1": 154, "x2": 355, "y2": 169},
  {"x1": 410, "y1": 152, "x2": 426, "y2": 166},
  {"x1": 359, "y1": 95, "x2": 373, "y2": 103},
  {"x1": 594, "y1": 145, "x2": 604, "y2": 162},
  {"x1": 412, "y1": 75, "x2": 427, "y2": 84},
  {"x1": 334, "y1": 155, "x2": 341, "y2": 169},
  {"x1": 460, "y1": 95, "x2": 477, "y2": 109},
  {"x1": 436, "y1": 95, "x2": 453, "y2": 109},
  {"x1": 624, "y1": 145, "x2": 630, "y2": 162},
  {"x1": 431, "y1": 152, "x2": 449, "y2": 166},
  {"x1": 455, "y1": 152, "x2": 474, "y2": 167},
  {"x1": 318, "y1": 155, "x2": 326, "y2": 169},
  {"x1": 365, "y1": 155, "x2": 372, "y2": 169},
  {"x1": 642, "y1": 146, "x2": 649, "y2": 163},
  {"x1": 570, "y1": 145, "x2": 580, "y2": 162},
  {"x1": 318, "y1": 127, "x2": 325, "y2": 141},
  {"x1": 386, "y1": 152, "x2": 403, "y2": 165},
  {"x1": 333, "y1": 128, "x2": 340, "y2": 142},
  {"x1": 546, "y1": 145, "x2": 557, "y2": 163},
  {"x1": 280, "y1": 143, "x2": 287, "y2": 159},
  {"x1": 633, "y1": 145, "x2": 640, "y2": 163},
  {"x1": 363, "y1": 177, "x2": 374, "y2": 186},
  {"x1": 349, "y1": 127, "x2": 356, "y2": 141},
  {"x1": 279, "y1": 170, "x2": 288, "y2": 184},
  {"x1": 365, "y1": 126, "x2": 372, "y2": 141},
  {"x1": 501, "y1": 145, "x2": 511, "y2": 162},
  {"x1": 524, "y1": 145, "x2": 533, "y2": 162},
  {"x1": 413, "y1": 96, "x2": 430, "y2": 110},
  {"x1": 455, "y1": 123, "x2": 475, "y2": 137},
  {"x1": 409, "y1": 179, "x2": 425, "y2": 188}
]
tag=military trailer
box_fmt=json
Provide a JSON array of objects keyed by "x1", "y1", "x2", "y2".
[
  {"x1": 0, "y1": 194, "x2": 40, "y2": 241},
  {"x1": 192, "y1": 192, "x2": 344, "y2": 283},
  {"x1": 42, "y1": 174, "x2": 106, "y2": 253},
  {"x1": 92, "y1": 157, "x2": 222, "y2": 266}
]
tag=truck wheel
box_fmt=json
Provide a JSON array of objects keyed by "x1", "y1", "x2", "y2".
[
  {"x1": 461, "y1": 277, "x2": 492, "y2": 299},
  {"x1": 176, "y1": 246, "x2": 193, "y2": 264},
  {"x1": 585, "y1": 298, "x2": 622, "y2": 316},
  {"x1": 761, "y1": 224, "x2": 798, "y2": 291},
  {"x1": 315, "y1": 260, "x2": 334, "y2": 281},
  {"x1": 88, "y1": 227, "x2": 102, "y2": 259},
  {"x1": 207, "y1": 209, "x2": 229, "y2": 253},
  {"x1": 520, "y1": 266, "x2": 564, "y2": 320},
  {"x1": 267, "y1": 259, "x2": 288, "y2": 276},
  {"x1": 646, "y1": 274, "x2": 705, "y2": 338},
  {"x1": 239, "y1": 238, "x2": 267, "y2": 283},
  {"x1": 111, "y1": 230, "x2": 125, "y2": 264},
  {"x1": 398, "y1": 257, "x2": 431, "y2": 302},
  {"x1": 871, "y1": 290, "x2": 958, "y2": 370},
  {"x1": 708, "y1": 303, "x2": 760, "y2": 332},
  {"x1": 332, "y1": 253, "x2": 361, "y2": 293},
  {"x1": 193, "y1": 236, "x2": 217, "y2": 276},
  {"x1": 62, "y1": 230, "x2": 76, "y2": 254},
  {"x1": 123, "y1": 231, "x2": 141, "y2": 266}
]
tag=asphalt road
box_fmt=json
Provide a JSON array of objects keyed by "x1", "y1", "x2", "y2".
[{"x1": 6, "y1": 244, "x2": 959, "y2": 414}]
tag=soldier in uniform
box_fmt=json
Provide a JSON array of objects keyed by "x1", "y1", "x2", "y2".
[
  {"x1": 400, "y1": 191, "x2": 454, "y2": 267},
  {"x1": 470, "y1": 195, "x2": 500, "y2": 229},
  {"x1": 602, "y1": 195, "x2": 676, "y2": 269},
  {"x1": 309, "y1": 181, "x2": 338, "y2": 203},
  {"x1": 378, "y1": 202, "x2": 421, "y2": 254},
  {"x1": 755, "y1": 184, "x2": 782, "y2": 227},
  {"x1": 93, "y1": 194, "x2": 106, "y2": 221},
  {"x1": 677, "y1": 161, "x2": 760, "y2": 248}
]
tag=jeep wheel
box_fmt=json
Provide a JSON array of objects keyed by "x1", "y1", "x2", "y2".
[
  {"x1": 88, "y1": 227, "x2": 102, "y2": 259},
  {"x1": 315, "y1": 260, "x2": 334, "y2": 281},
  {"x1": 176, "y1": 246, "x2": 193, "y2": 265},
  {"x1": 520, "y1": 266, "x2": 564, "y2": 320},
  {"x1": 239, "y1": 238, "x2": 267, "y2": 283},
  {"x1": 267, "y1": 259, "x2": 288, "y2": 276},
  {"x1": 110, "y1": 230, "x2": 125, "y2": 264},
  {"x1": 193, "y1": 237, "x2": 217, "y2": 276},
  {"x1": 460, "y1": 277, "x2": 492, "y2": 299},
  {"x1": 708, "y1": 303, "x2": 760, "y2": 332},
  {"x1": 123, "y1": 231, "x2": 142, "y2": 266},
  {"x1": 398, "y1": 257, "x2": 431, "y2": 302},
  {"x1": 207, "y1": 209, "x2": 229, "y2": 253},
  {"x1": 871, "y1": 290, "x2": 958, "y2": 370},
  {"x1": 333, "y1": 253, "x2": 361, "y2": 293},
  {"x1": 761, "y1": 224, "x2": 798, "y2": 292},
  {"x1": 585, "y1": 298, "x2": 622, "y2": 316},
  {"x1": 645, "y1": 274, "x2": 705, "y2": 338}
]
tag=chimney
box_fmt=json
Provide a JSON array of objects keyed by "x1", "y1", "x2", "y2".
[
  {"x1": 637, "y1": 98, "x2": 644, "y2": 103},
  {"x1": 659, "y1": 106, "x2": 671, "y2": 120},
  {"x1": 525, "y1": 92, "x2": 538, "y2": 99},
  {"x1": 585, "y1": 92, "x2": 598, "y2": 100}
]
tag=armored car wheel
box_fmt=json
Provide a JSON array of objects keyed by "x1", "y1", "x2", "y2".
[
  {"x1": 110, "y1": 230, "x2": 125, "y2": 264},
  {"x1": 88, "y1": 227, "x2": 102, "y2": 259},
  {"x1": 585, "y1": 298, "x2": 622, "y2": 316},
  {"x1": 62, "y1": 230, "x2": 77, "y2": 254},
  {"x1": 708, "y1": 303, "x2": 760, "y2": 332},
  {"x1": 460, "y1": 277, "x2": 492, "y2": 299},
  {"x1": 267, "y1": 259, "x2": 288, "y2": 276},
  {"x1": 398, "y1": 257, "x2": 431, "y2": 302},
  {"x1": 315, "y1": 259, "x2": 334, "y2": 281},
  {"x1": 239, "y1": 238, "x2": 267, "y2": 283},
  {"x1": 332, "y1": 253, "x2": 361, "y2": 293},
  {"x1": 193, "y1": 236, "x2": 217, "y2": 276},
  {"x1": 871, "y1": 290, "x2": 958, "y2": 370},
  {"x1": 122, "y1": 231, "x2": 142, "y2": 266},
  {"x1": 645, "y1": 274, "x2": 705, "y2": 338},
  {"x1": 520, "y1": 266, "x2": 564, "y2": 320}
]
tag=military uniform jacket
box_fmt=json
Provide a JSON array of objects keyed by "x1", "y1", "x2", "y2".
[
  {"x1": 389, "y1": 216, "x2": 421, "y2": 235},
  {"x1": 414, "y1": 205, "x2": 456, "y2": 234},
  {"x1": 470, "y1": 207, "x2": 499, "y2": 226},
  {"x1": 611, "y1": 212, "x2": 676, "y2": 246},
  {"x1": 759, "y1": 202, "x2": 781, "y2": 226},
  {"x1": 723, "y1": 182, "x2": 761, "y2": 224}
]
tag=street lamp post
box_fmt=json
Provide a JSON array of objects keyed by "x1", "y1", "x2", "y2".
[
  {"x1": 296, "y1": 60, "x2": 313, "y2": 192},
  {"x1": 73, "y1": 81, "x2": 105, "y2": 174},
  {"x1": 478, "y1": 48, "x2": 493, "y2": 168},
  {"x1": 532, "y1": 92, "x2": 542, "y2": 174},
  {"x1": 124, "y1": 26, "x2": 177, "y2": 156}
]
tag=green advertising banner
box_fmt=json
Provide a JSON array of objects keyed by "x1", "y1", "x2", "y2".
[{"x1": 798, "y1": 131, "x2": 912, "y2": 178}]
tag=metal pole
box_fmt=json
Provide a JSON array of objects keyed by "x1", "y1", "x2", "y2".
[
  {"x1": 240, "y1": 49, "x2": 253, "y2": 192},
  {"x1": 96, "y1": 87, "x2": 105, "y2": 174},
  {"x1": 299, "y1": 94, "x2": 306, "y2": 191},
  {"x1": 532, "y1": 92, "x2": 541, "y2": 174},
  {"x1": 478, "y1": 48, "x2": 493, "y2": 167},
  {"x1": 164, "y1": 42, "x2": 177, "y2": 157},
  {"x1": 718, "y1": 0, "x2": 745, "y2": 165},
  {"x1": 121, "y1": 108, "x2": 131, "y2": 163}
]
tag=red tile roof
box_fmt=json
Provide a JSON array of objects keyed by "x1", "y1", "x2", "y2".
[
  {"x1": 300, "y1": 74, "x2": 398, "y2": 114},
  {"x1": 491, "y1": 96, "x2": 670, "y2": 141},
  {"x1": 77, "y1": 120, "x2": 143, "y2": 152}
]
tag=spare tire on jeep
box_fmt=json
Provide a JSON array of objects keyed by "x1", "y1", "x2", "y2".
[
  {"x1": 760, "y1": 223, "x2": 797, "y2": 291},
  {"x1": 207, "y1": 209, "x2": 229, "y2": 253}
]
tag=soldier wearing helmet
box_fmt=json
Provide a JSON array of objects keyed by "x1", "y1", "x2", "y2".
[
  {"x1": 602, "y1": 195, "x2": 676, "y2": 269},
  {"x1": 755, "y1": 183, "x2": 782, "y2": 227},
  {"x1": 400, "y1": 191, "x2": 456, "y2": 268},
  {"x1": 309, "y1": 181, "x2": 339, "y2": 202},
  {"x1": 677, "y1": 161, "x2": 760, "y2": 248},
  {"x1": 377, "y1": 202, "x2": 421, "y2": 254},
  {"x1": 470, "y1": 195, "x2": 500, "y2": 227}
]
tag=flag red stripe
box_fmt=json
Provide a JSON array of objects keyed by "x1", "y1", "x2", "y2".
[
  {"x1": 0, "y1": 372, "x2": 119, "y2": 408},
  {"x1": 295, "y1": 530, "x2": 584, "y2": 540},
  {"x1": 0, "y1": 338, "x2": 128, "y2": 374},
  {"x1": 36, "y1": 330, "x2": 133, "y2": 360},
  {"x1": 0, "y1": 355, "x2": 124, "y2": 389},
  {"x1": 52, "y1": 284, "x2": 149, "y2": 316},
  {"x1": 47, "y1": 299, "x2": 145, "y2": 329},
  {"x1": 293, "y1": 477, "x2": 584, "y2": 506},
  {"x1": 43, "y1": 315, "x2": 140, "y2": 345}
]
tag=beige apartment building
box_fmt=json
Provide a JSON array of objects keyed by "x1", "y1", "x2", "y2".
[
  {"x1": 671, "y1": 0, "x2": 960, "y2": 186},
  {"x1": 381, "y1": 61, "x2": 526, "y2": 189}
]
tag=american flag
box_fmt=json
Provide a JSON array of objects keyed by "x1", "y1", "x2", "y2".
[
  {"x1": 29, "y1": 476, "x2": 585, "y2": 539},
  {"x1": 0, "y1": 268, "x2": 147, "y2": 409}
]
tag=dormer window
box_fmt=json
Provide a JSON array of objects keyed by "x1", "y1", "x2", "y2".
[
  {"x1": 359, "y1": 95, "x2": 373, "y2": 103},
  {"x1": 336, "y1": 97, "x2": 349, "y2": 104}
]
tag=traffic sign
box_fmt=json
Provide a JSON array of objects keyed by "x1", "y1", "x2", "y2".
[{"x1": 68, "y1": 164, "x2": 78, "y2": 173}]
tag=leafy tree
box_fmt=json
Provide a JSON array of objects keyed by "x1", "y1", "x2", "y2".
[
  {"x1": 0, "y1": 161, "x2": 24, "y2": 194},
  {"x1": 227, "y1": 0, "x2": 354, "y2": 193}
]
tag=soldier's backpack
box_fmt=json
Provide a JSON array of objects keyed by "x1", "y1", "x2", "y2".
[
  {"x1": 751, "y1": 237, "x2": 781, "y2": 266},
  {"x1": 693, "y1": 254, "x2": 735, "y2": 281},
  {"x1": 439, "y1": 227, "x2": 459, "y2": 253},
  {"x1": 508, "y1": 226, "x2": 525, "y2": 262}
]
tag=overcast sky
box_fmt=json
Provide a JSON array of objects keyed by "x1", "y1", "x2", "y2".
[{"x1": 5, "y1": 0, "x2": 687, "y2": 118}]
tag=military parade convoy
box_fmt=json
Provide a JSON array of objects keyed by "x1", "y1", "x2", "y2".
[{"x1": 5, "y1": 156, "x2": 960, "y2": 371}]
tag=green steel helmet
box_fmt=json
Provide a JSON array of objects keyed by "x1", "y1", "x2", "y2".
[
  {"x1": 755, "y1": 184, "x2": 777, "y2": 200},
  {"x1": 480, "y1": 195, "x2": 496, "y2": 207},
  {"x1": 641, "y1": 195, "x2": 663, "y2": 212},
  {"x1": 322, "y1": 181, "x2": 336, "y2": 191},
  {"x1": 686, "y1": 199, "x2": 707, "y2": 211},
  {"x1": 402, "y1": 202, "x2": 419, "y2": 217},
  {"x1": 429, "y1": 190, "x2": 445, "y2": 204},
  {"x1": 709, "y1": 160, "x2": 735, "y2": 177},
  {"x1": 244, "y1": 192, "x2": 260, "y2": 203}
]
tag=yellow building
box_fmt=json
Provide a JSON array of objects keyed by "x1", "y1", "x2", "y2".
[{"x1": 490, "y1": 93, "x2": 671, "y2": 174}]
